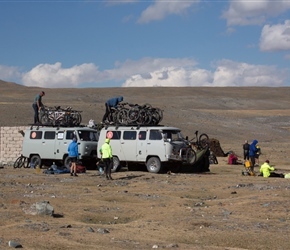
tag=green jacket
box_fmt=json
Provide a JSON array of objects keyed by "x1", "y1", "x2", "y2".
[
  {"x1": 100, "y1": 142, "x2": 112, "y2": 159},
  {"x1": 260, "y1": 162, "x2": 275, "y2": 177}
]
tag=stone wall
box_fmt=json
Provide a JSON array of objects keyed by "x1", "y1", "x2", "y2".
[{"x1": 0, "y1": 126, "x2": 29, "y2": 165}]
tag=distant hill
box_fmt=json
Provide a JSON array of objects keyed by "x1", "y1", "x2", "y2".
[{"x1": 1, "y1": 79, "x2": 290, "y2": 146}]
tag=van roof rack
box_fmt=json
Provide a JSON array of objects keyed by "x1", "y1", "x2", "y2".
[{"x1": 28, "y1": 124, "x2": 88, "y2": 130}]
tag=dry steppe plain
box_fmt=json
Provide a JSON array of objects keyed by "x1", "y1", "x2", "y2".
[{"x1": 1, "y1": 80, "x2": 290, "y2": 249}]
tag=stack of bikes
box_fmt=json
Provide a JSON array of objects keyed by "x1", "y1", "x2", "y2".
[
  {"x1": 40, "y1": 106, "x2": 82, "y2": 127},
  {"x1": 104, "y1": 102, "x2": 163, "y2": 126}
]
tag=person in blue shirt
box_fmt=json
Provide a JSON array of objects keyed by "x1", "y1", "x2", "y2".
[
  {"x1": 32, "y1": 91, "x2": 45, "y2": 124},
  {"x1": 68, "y1": 137, "x2": 79, "y2": 176},
  {"x1": 102, "y1": 96, "x2": 123, "y2": 124},
  {"x1": 249, "y1": 139, "x2": 259, "y2": 171}
]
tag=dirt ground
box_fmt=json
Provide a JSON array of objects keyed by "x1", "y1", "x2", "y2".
[{"x1": 1, "y1": 80, "x2": 290, "y2": 249}]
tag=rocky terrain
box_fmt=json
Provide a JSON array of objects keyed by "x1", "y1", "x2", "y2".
[{"x1": 1, "y1": 80, "x2": 290, "y2": 249}]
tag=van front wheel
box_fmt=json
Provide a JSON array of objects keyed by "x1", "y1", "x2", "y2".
[{"x1": 146, "y1": 157, "x2": 161, "y2": 173}]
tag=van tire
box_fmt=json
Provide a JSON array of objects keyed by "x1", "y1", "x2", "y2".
[
  {"x1": 146, "y1": 157, "x2": 162, "y2": 173},
  {"x1": 112, "y1": 156, "x2": 121, "y2": 173},
  {"x1": 30, "y1": 155, "x2": 42, "y2": 168},
  {"x1": 64, "y1": 155, "x2": 72, "y2": 169}
]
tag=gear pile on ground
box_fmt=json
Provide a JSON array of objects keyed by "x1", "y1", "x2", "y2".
[{"x1": 209, "y1": 138, "x2": 227, "y2": 157}]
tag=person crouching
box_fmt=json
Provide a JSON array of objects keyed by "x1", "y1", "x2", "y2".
[{"x1": 259, "y1": 160, "x2": 284, "y2": 178}]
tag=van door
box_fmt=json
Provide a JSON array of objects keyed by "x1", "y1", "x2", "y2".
[
  {"x1": 146, "y1": 129, "x2": 166, "y2": 161},
  {"x1": 54, "y1": 130, "x2": 66, "y2": 160},
  {"x1": 119, "y1": 130, "x2": 137, "y2": 161},
  {"x1": 136, "y1": 130, "x2": 147, "y2": 162},
  {"x1": 41, "y1": 131, "x2": 57, "y2": 159}
]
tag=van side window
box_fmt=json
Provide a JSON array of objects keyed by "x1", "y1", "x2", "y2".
[
  {"x1": 111, "y1": 131, "x2": 121, "y2": 140},
  {"x1": 149, "y1": 130, "x2": 162, "y2": 140},
  {"x1": 30, "y1": 131, "x2": 42, "y2": 139},
  {"x1": 66, "y1": 130, "x2": 75, "y2": 140},
  {"x1": 44, "y1": 131, "x2": 55, "y2": 140},
  {"x1": 123, "y1": 131, "x2": 136, "y2": 140},
  {"x1": 138, "y1": 131, "x2": 146, "y2": 140}
]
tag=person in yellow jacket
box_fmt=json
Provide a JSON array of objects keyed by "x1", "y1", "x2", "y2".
[
  {"x1": 99, "y1": 138, "x2": 113, "y2": 180},
  {"x1": 259, "y1": 160, "x2": 284, "y2": 178}
]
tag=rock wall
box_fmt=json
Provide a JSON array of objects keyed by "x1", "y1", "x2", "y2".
[{"x1": 0, "y1": 126, "x2": 28, "y2": 166}]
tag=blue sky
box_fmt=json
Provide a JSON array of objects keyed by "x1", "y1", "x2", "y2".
[{"x1": 0, "y1": 0, "x2": 290, "y2": 88}]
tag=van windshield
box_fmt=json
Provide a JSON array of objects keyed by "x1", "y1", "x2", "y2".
[
  {"x1": 78, "y1": 130, "x2": 99, "y2": 141},
  {"x1": 163, "y1": 130, "x2": 184, "y2": 141}
]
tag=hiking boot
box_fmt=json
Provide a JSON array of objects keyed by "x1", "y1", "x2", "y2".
[
  {"x1": 109, "y1": 176, "x2": 113, "y2": 180},
  {"x1": 74, "y1": 173, "x2": 78, "y2": 177},
  {"x1": 106, "y1": 175, "x2": 109, "y2": 180},
  {"x1": 70, "y1": 173, "x2": 73, "y2": 176}
]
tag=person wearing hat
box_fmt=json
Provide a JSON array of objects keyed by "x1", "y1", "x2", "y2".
[
  {"x1": 249, "y1": 139, "x2": 259, "y2": 171},
  {"x1": 102, "y1": 96, "x2": 123, "y2": 124},
  {"x1": 68, "y1": 137, "x2": 79, "y2": 176},
  {"x1": 259, "y1": 160, "x2": 284, "y2": 178},
  {"x1": 254, "y1": 145, "x2": 261, "y2": 166},
  {"x1": 32, "y1": 90, "x2": 45, "y2": 124},
  {"x1": 99, "y1": 138, "x2": 113, "y2": 180}
]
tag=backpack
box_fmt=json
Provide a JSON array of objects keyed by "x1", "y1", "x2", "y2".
[{"x1": 76, "y1": 164, "x2": 86, "y2": 173}]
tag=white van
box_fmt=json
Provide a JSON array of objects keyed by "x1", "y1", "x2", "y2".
[
  {"x1": 97, "y1": 125, "x2": 209, "y2": 173},
  {"x1": 22, "y1": 126, "x2": 99, "y2": 168}
]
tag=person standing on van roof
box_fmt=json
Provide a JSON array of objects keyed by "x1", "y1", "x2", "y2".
[
  {"x1": 32, "y1": 91, "x2": 45, "y2": 124},
  {"x1": 99, "y1": 138, "x2": 113, "y2": 180},
  {"x1": 68, "y1": 137, "x2": 79, "y2": 177},
  {"x1": 102, "y1": 96, "x2": 123, "y2": 124}
]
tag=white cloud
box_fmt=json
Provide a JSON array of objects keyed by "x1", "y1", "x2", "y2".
[
  {"x1": 138, "y1": 0, "x2": 198, "y2": 24},
  {"x1": 22, "y1": 62, "x2": 101, "y2": 88},
  {"x1": 1, "y1": 58, "x2": 288, "y2": 88},
  {"x1": 260, "y1": 20, "x2": 290, "y2": 51},
  {"x1": 122, "y1": 67, "x2": 212, "y2": 87},
  {"x1": 222, "y1": 0, "x2": 290, "y2": 26},
  {"x1": 212, "y1": 59, "x2": 287, "y2": 87},
  {"x1": 0, "y1": 65, "x2": 22, "y2": 80},
  {"x1": 20, "y1": 58, "x2": 197, "y2": 88},
  {"x1": 122, "y1": 59, "x2": 288, "y2": 87}
]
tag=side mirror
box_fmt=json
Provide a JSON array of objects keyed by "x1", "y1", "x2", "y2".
[{"x1": 163, "y1": 133, "x2": 167, "y2": 140}]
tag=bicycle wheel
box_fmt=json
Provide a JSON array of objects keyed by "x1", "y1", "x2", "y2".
[
  {"x1": 74, "y1": 111, "x2": 82, "y2": 125},
  {"x1": 14, "y1": 156, "x2": 25, "y2": 168},
  {"x1": 23, "y1": 157, "x2": 29, "y2": 168},
  {"x1": 156, "y1": 108, "x2": 163, "y2": 123},
  {"x1": 117, "y1": 109, "x2": 128, "y2": 125},
  {"x1": 127, "y1": 108, "x2": 140, "y2": 124},
  {"x1": 151, "y1": 109, "x2": 161, "y2": 125},
  {"x1": 136, "y1": 109, "x2": 152, "y2": 125},
  {"x1": 199, "y1": 133, "x2": 209, "y2": 149},
  {"x1": 186, "y1": 148, "x2": 197, "y2": 165},
  {"x1": 40, "y1": 114, "x2": 50, "y2": 125}
]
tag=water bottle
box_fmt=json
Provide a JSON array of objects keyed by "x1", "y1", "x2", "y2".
[{"x1": 99, "y1": 166, "x2": 103, "y2": 174}]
